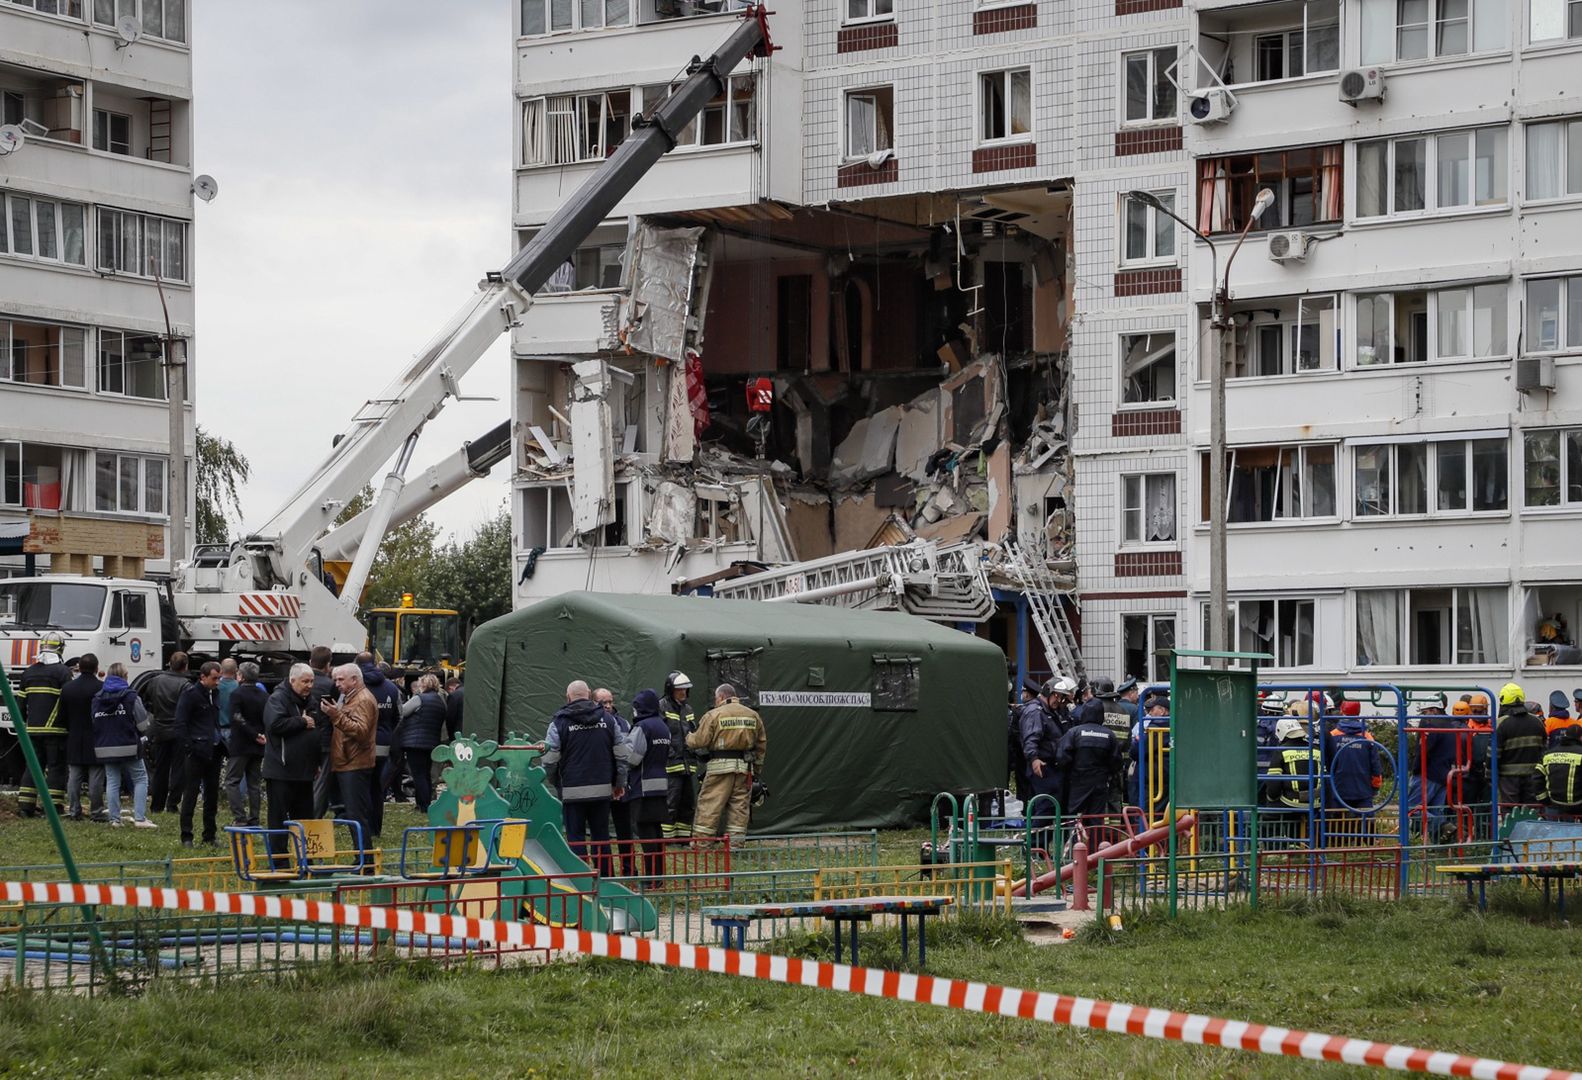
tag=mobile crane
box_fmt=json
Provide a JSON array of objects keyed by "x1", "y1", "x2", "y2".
[{"x1": 0, "y1": 10, "x2": 777, "y2": 708}]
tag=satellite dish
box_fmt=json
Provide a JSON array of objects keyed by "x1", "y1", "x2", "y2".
[
  {"x1": 114, "y1": 15, "x2": 142, "y2": 46},
  {"x1": 0, "y1": 125, "x2": 23, "y2": 156},
  {"x1": 192, "y1": 174, "x2": 219, "y2": 203}
]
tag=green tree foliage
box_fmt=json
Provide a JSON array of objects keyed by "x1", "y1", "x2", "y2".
[{"x1": 195, "y1": 426, "x2": 251, "y2": 545}]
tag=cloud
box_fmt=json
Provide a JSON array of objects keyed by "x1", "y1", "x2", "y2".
[{"x1": 191, "y1": 0, "x2": 514, "y2": 543}]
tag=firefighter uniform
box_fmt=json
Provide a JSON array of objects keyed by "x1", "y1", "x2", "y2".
[
  {"x1": 685, "y1": 696, "x2": 766, "y2": 839},
  {"x1": 661, "y1": 678, "x2": 697, "y2": 838},
  {"x1": 17, "y1": 648, "x2": 72, "y2": 816},
  {"x1": 1539, "y1": 726, "x2": 1582, "y2": 813},
  {"x1": 1495, "y1": 692, "x2": 1547, "y2": 807}
]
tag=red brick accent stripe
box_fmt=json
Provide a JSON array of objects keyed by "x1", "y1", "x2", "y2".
[
  {"x1": 1114, "y1": 125, "x2": 1183, "y2": 157},
  {"x1": 1116, "y1": 0, "x2": 1182, "y2": 13},
  {"x1": 1111, "y1": 409, "x2": 1182, "y2": 437},
  {"x1": 837, "y1": 22, "x2": 898, "y2": 52},
  {"x1": 838, "y1": 159, "x2": 898, "y2": 187},
  {"x1": 4, "y1": 880, "x2": 1576, "y2": 1080},
  {"x1": 1081, "y1": 589, "x2": 1189, "y2": 600},
  {"x1": 1115, "y1": 550, "x2": 1183, "y2": 577},
  {"x1": 972, "y1": 142, "x2": 1036, "y2": 174},
  {"x1": 973, "y1": 3, "x2": 1036, "y2": 34},
  {"x1": 1114, "y1": 267, "x2": 1182, "y2": 297}
]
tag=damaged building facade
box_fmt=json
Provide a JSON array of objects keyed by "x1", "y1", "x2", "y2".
[{"x1": 506, "y1": 0, "x2": 1198, "y2": 686}]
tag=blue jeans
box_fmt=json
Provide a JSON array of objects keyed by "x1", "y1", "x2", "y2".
[
  {"x1": 104, "y1": 758, "x2": 150, "y2": 823},
  {"x1": 1406, "y1": 775, "x2": 1448, "y2": 832}
]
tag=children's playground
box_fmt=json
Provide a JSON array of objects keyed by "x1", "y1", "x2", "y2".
[{"x1": 2, "y1": 655, "x2": 1581, "y2": 1078}]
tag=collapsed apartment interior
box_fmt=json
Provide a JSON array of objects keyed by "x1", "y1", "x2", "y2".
[{"x1": 514, "y1": 182, "x2": 1083, "y2": 680}]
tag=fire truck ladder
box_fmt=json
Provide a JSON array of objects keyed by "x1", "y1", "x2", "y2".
[{"x1": 1001, "y1": 540, "x2": 1084, "y2": 680}]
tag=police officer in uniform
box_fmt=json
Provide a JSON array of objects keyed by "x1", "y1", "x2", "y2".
[
  {"x1": 660, "y1": 671, "x2": 698, "y2": 839},
  {"x1": 1056, "y1": 696, "x2": 1126, "y2": 819},
  {"x1": 622, "y1": 688, "x2": 672, "y2": 883},
  {"x1": 17, "y1": 633, "x2": 72, "y2": 816},
  {"x1": 1020, "y1": 676, "x2": 1075, "y2": 830}
]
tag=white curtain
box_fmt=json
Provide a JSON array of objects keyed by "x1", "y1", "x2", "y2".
[
  {"x1": 1356, "y1": 590, "x2": 1400, "y2": 665},
  {"x1": 1145, "y1": 475, "x2": 1175, "y2": 541},
  {"x1": 522, "y1": 98, "x2": 547, "y2": 166},
  {"x1": 1528, "y1": 122, "x2": 1562, "y2": 201},
  {"x1": 1460, "y1": 587, "x2": 1509, "y2": 665},
  {"x1": 847, "y1": 95, "x2": 876, "y2": 157}
]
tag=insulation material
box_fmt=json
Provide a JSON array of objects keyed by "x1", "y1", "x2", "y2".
[
  {"x1": 986, "y1": 441, "x2": 1013, "y2": 542},
  {"x1": 619, "y1": 224, "x2": 706, "y2": 362},
  {"x1": 832, "y1": 491, "x2": 892, "y2": 553},
  {"x1": 829, "y1": 406, "x2": 901, "y2": 486},
  {"x1": 663, "y1": 361, "x2": 695, "y2": 462},
  {"x1": 645, "y1": 481, "x2": 696, "y2": 546},
  {"x1": 570, "y1": 361, "x2": 615, "y2": 535},
  {"x1": 895, "y1": 392, "x2": 941, "y2": 482},
  {"x1": 784, "y1": 492, "x2": 836, "y2": 561}
]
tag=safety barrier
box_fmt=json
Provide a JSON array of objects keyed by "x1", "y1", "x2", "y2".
[{"x1": 3, "y1": 880, "x2": 1574, "y2": 1080}]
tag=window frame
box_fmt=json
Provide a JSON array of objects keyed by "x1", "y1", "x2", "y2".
[
  {"x1": 1245, "y1": 0, "x2": 1343, "y2": 84},
  {"x1": 519, "y1": 0, "x2": 633, "y2": 36},
  {"x1": 1121, "y1": 471, "x2": 1179, "y2": 547},
  {"x1": 1360, "y1": 0, "x2": 1509, "y2": 62},
  {"x1": 978, "y1": 67, "x2": 1033, "y2": 146},
  {"x1": 1119, "y1": 190, "x2": 1178, "y2": 267},
  {"x1": 1353, "y1": 125, "x2": 1508, "y2": 220},
  {"x1": 1119, "y1": 46, "x2": 1179, "y2": 126},
  {"x1": 1119, "y1": 329, "x2": 1178, "y2": 405},
  {"x1": 92, "y1": 451, "x2": 167, "y2": 516},
  {"x1": 1520, "y1": 427, "x2": 1582, "y2": 509},
  {"x1": 1525, "y1": 118, "x2": 1582, "y2": 203},
  {"x1": 1350, "y1": 434, "x2": 1509, "y2": 519},
  {"x1": 1121, "y1": 612, "x2": 1178, "y2": 685},
  {"x1": 1, "y1": 192, "x2": 89, "y2": 268},
  {"x1": 92, "y1": 108, "x2": 132, "y2": 156},
  {"x1": 1352, "y1": 282, "x2": 1509, "y2": 367},
  {"x1": 1203, "y1": 596, "x2": 1320, "y2": 667},
  {"x1": 842, "y1": 0, "x2": 895, "y2": 24},
  {"x1": 1528, "y1": 0, "x2": 1582, "y2": 42},
  {"x1": 96, "y1": 328, "x2": 171, "y2": 400},
  {"x1": 1201, "y1": 442, "x2": 1341, "y2": 525},
  {"x1": 1523, "y1": 275, "x2": 1582, "y2": 355},
  {"x1": 0, "y1": 316, "x2": 88, "y2": 392},
  {"x1": 1196, "y1": 145, "x2": 1345, "y2": 234},
  {"x1": 9, "y1": 0, "x2": 86, "y2": 22},
  {"x1": 1353, "y1": 584, "x2": 1510, "y2": 667},
  {"x1": 640, "y1": 75, "x2": 758, "y2": 152},
  {"x1": 94, "y1": 207, "x2": 187, "y2": 281},
  {"x1": 842, "y1": 85, "x2": 895, "y2": 162},
  {"x1": 92, "y1": 0, "x2": 186, "y2": 44}
]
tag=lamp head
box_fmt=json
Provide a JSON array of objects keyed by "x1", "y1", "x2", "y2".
[
  {"x1": 1126, "y1": 189, "x2": 1164, "y2": 212},
  {"x1": 1250, "y1": 188, "x2": 1276, "y2": 221}
]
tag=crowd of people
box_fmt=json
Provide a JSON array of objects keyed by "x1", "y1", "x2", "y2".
[
  {"x1": 538, "y1": 673, "x2": 767, "y2": 878},
  {"x1": 11, "y1": 635, "x2": 464, "y2": 849},
  {"x1": 1006, "y1": 674, "x2": 1582, "y2": 836}
]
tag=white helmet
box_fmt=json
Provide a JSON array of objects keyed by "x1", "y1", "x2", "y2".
[
  {"x1": 668, "y1": 671, "x2": 693, "y2": 690},
  {"x1": 1275, "y1": 717, "x2": 1307, "y2": 743},
  {"x1": 1051, "y1": 675, "x2": 1079, "y2": 697}
]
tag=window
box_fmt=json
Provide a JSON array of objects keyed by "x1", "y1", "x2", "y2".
[
  {"x1": 1355, "y1": 586, "x2": 1508, "y2": 665},
  {"x1": 1360, "y1": 0, "x2": 1507, "y2": 61},
  {"x1": 1250, "y1": 0, "x2": 1341, "y2": 80},
  {"x1": 1523, "y1": 276, "x2": 1582, "y2": 353},
  {"x1": 1526, "y1": 119, "x2": 1582, "y2": 200},
  {"x1": 97, "y1": 329, "x2": 168, "y2": 398},
  {"x1": 844, "y1": 87, "x2": 894, "y2": 160},
  {"x1": 1216, "y1": 295, "x2": 1340, "y2": 377},
  {"x1": 1, "y1": 193, "x2": 87, "y2": 266},
  {"x1": 108, "y1": 589, "x2": 148, "y2": 631},
  {"x1": 1122, "y1": 473, "x2": 1177, "y2": 544},
  {"x1": 1522, "y1": 428, "x2": 1582, "y2": 507},
  {"x1": 845, "y1": 0, "x2": 893, "y2": 21},
  {"x1": 0, "y1": 318, "x2": 86, "y2": 389},
  {"x1": 1356, "y1": 127, "x2": 1507, "y2": 217},
  {"x1": 1354, "y1": 436, "x2": 1506, "y2": 517},
  {"x1": 95, "y1": 208, "x2": 187, "y2": 280},
  {"x1": 1122, "y1": 191, "x2": 1176, "y2": 265},
  {"x1": 1123, "y1": 614, "x2": 1176, "y2": 684},
  {"x1": 872, "y1": 654, "x2": 921, "y2": 711},
  {"x1": 1205, "y1": 598, "x2": 1317, "y2": 666},
  {"x1": 522, "y1": 89, "x2": 631, "y2": 166},
  {"x1": 92, "y1": 109, "x2": 131, "y2": 155},
  {"x1": 9, "y1": 0, "x2": 85, "y2": 17},
  {"x1": 93, "y1": 0, "x2": 184, "y2": 42},
  {"x1": 1203, "y1": 444, "x2": 1338, "y2": 522},
  {"x1": 520, "y1": 0, "x2": 630, "y2": 34},
  {"x1": 1196, "y1": 146, "x2": 1343, "y2": 233},
  {"x1": 0, "y1": 443, "x2": 77, "y2": 511},
  {"x1": 643, "y1": 76, "x2": 757, "y2": 149},
  {"x1": 93, "y1": 452, "x2": 165, "y2": 515},
  {"x1": 1355, "y1": 284, "x2": 1507, "y2": 364},
  {"x1": 1530, "y1": 0, "x2": 1582, "y2": 39},
  {"x1": 1120, "y1": 331, "x2": 1176, "y2": 403},
  {"x1": 980, "y1": 69, "x2": 1031, "y2": 143},
  {"x1": 1122, "y1": 47, "x2": 1177, "y2": 123}
]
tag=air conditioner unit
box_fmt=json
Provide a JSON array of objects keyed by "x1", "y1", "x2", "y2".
[
  {"x1": 1266, "y1": 231, "x2": 1311, "y2": 263},
  {"x1": 1186, "y1": 88, "x2": 1235, "y2": 125},
  {"x1": 1339, "y1": 67, "x2": 1386, "y2": 105},
  {"x1": 1516, "y1": 355, "x2": 1556, "y2": 392}
]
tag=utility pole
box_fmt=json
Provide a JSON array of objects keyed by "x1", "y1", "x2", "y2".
[{"x1": 154, "y1": 268, "x2": 187, "y2": 570}]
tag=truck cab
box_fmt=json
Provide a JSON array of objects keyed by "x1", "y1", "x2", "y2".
[
  {"x1": 0, "y1": 576, "x2": 164, "y2": 731},
  {"x1": 365, "y1": 593, "x2": 463, "y2": 685}
]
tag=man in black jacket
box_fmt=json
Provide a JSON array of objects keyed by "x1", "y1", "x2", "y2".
[
  {"x1": 141, "y1": 652, "x2": 191, "y2": 813},
  {"x1": 263, "y1": 664, "x2": 319, "y2": 858},
  {"x1": 175, "y1": 661, "x2": 223, "y2": 847},
  {"x1": 60, "y1": 654, "x2": 106, "y2": 822},
  {"x1": 224, "y1": 661, "x2": 268, "y2": 826},
  {"x1": 1495, "y1": 683, "x2": 1546, "y2": 808},
  {"x1": 307, "y1": 646, "x2": 340, "y2": 817}
]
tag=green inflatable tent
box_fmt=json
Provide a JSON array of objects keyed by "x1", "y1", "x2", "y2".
[{"x1": 462, "y1": 592, "x2": 1008, "y2": 833}]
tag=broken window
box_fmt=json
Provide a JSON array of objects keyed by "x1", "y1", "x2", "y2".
[
  {"x1": 520, "y1": 484, "x2": 575, "y2": 549},
  {"x1": 1523, "y1": 428, "x2": 1582, "y2": 507},
  {"x1": 1, "y1": 192, "x2": 87, "y2": 266},
  {"x1": 694, "y1": 487, "x2": 745, "y2": 543},
  {"x1": 980, "y1": 68, "x2": 1031, "y2": 143},
  {"x1": 0, "y1": 318, "x2": 86, "y2": 390},
  {"x1": 1121, "y1": 191, "x2": 1176, "y2": 265},
  {"x1": 1, "y1": 443, "x2": 86, "y2": 511},
  {"x1": 1521, "y1": 583, "x2": 1582, "y2": 664},
  {"x1": 1217, "y1": 295, "x2": 1338, "y2": 377},
  {"x1": 1120, "y1": 331, "x2": 1176, "y2": 404},
  {"x1": 1122, "y1": 614, "x2": 1176, "y2": 684},
  {"x1": 872, "y1": 654, "x2": 921, "y2": 711},
  {"x1": 707, "y1": 648, "x2": 760, "y2": 702},
  {"x1": 0, "y1": 71, "x2": 84, "y2": 142},
  {"x1": 1196, "y1": 145, "x2": 1342, "y2": 233},
  {"x1": 640, "y1": 76, "x2": 756, "y2": 148},
  {"x1": 1203, "y1": 443, "x2": 1337, "y2": 523},
  {"x1": 1122, "y1": 46, "x2": 1177, "y2": 123},
  {"x1": 1205, "y1": 598, "x2": 1316, "y2": 666},
  {"x1": 1122, "y1": 473, "x2": 1176, "y2": 544},
  {"x1": 522, "y1": 89, "x2": 630, "y2": 165},
  {"x1": 844, "y1": 86, "x2": 893, "y2": 160},
  {"x1": 1355, "y1": 586, "x2": 1507, "y2": 666},
  {"x1": 92, "y1": 109, "x2": 131, "y2": 155},
  {"x1": 1196, "y1": 0, "x2": 1342, "y2": 83}
]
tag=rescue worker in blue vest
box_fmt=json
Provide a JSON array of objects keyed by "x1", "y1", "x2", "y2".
[
  {"x1": 16, "y1": 633, "x2": 72, "y2": 816},
  {"x1": 541, "y1": 679, "x2": 624, "y2": 876},
  {"x1": 1494, "y1": 682, "x2": 1546, "y2": 808},
  {"x1": 660, "y1": 671, "x2": 698, "y2": 839},
  {"x1": 1020, "y1": 676, "x2": 1075, "y2": 837},
  {"x1": 1261, "y1": 716, "x2": 1319, "y2": 842},
  {"x1": 621, "y1": 688, "x2": 672, "y2": 884},
  {"x1": 1055, "y1": 697, "x2": 1125, "y2": 820},
  {"x1": 1539, "y1": 724, "x2": 1582, "y2": 815},
  {"x1": 1324, "y1": 700, "x2": 1382, "y2": 837},
  {"x1": 1407, "y1": 702, "x2": 1463, "y2": 843},
  {"x1": 595, "y1": 687, "x2": 639, "y2": 877}
]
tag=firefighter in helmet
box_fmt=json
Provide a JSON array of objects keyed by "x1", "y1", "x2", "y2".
[
  {"x1": 17, "y1": 633, "x2": 72, "y2": 816},
  {"x1": 660, "y1": 671, "x2": 698, "y2": 839}
]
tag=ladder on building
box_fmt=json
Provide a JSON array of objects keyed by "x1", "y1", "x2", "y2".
[
  {"x1": 1001, "y1": 541, "x2": 1084, "y2": 680},
  {"x1": 145, "y1": 97, "x2": 172, "y2": 164}
]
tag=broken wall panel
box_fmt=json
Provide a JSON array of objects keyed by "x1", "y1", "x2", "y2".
[{"x1": 618, "y1": 224, "x2": 708, "y2": 362}]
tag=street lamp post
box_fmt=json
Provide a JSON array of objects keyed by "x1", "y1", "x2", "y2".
[{"x1": 1125, "y1": 188, "x2": 1274, "y2": 666}]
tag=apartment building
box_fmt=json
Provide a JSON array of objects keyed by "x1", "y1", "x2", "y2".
[
  {"x1": 0, "y1": 0, "x2": 195, "y2": 578},
  {"x1": 1156, "y1": 0, "x2": 1582, "y2": 700}
]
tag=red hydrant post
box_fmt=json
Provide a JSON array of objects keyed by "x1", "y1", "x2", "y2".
[{"x1": 1071, "y1": 840, "x2": 1090, "y2": 911}]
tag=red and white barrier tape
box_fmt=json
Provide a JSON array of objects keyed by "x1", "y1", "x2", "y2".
[{"x1": 3, "y1": 880, "x2": 1575, "y2": 1080}]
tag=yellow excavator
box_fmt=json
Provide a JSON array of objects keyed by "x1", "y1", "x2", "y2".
[{"x1": 365, "y1": 593, "x2": 464, "y2": 679}]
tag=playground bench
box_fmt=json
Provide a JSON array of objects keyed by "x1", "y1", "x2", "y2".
[
  {"x1": 700, "y1": 895, "x2": 953, "y2": 968},
  {"x1": 1436, "y1": 819, "x2": 1582, "y2": 913}
]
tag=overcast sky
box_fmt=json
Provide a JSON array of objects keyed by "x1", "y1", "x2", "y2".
[{"x1": 191, "y1": 1, "x2": 514, "y2": 541}]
